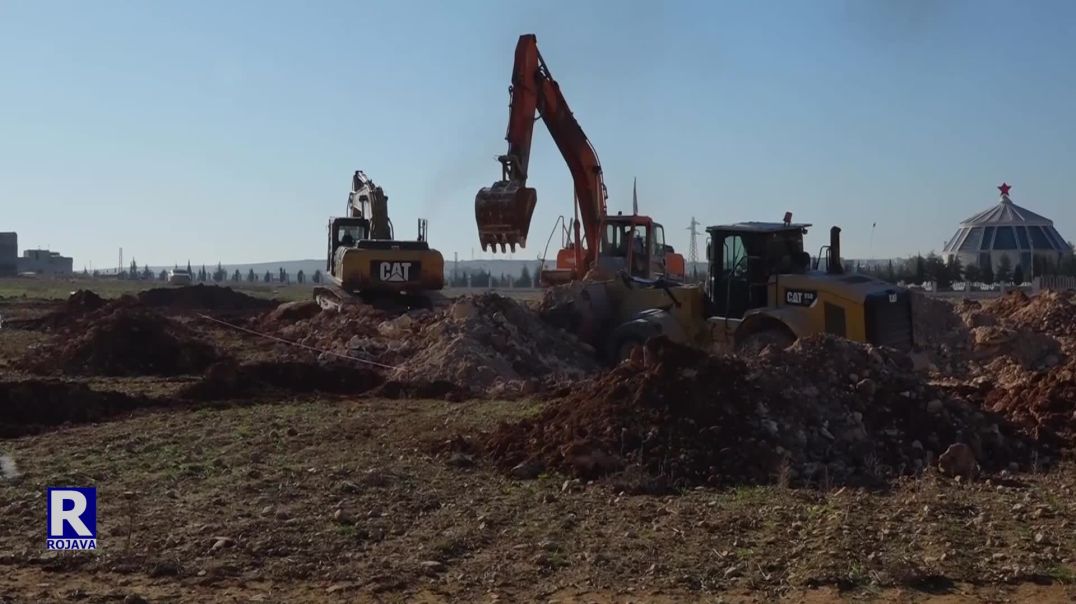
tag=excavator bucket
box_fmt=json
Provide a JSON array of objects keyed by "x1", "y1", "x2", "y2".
[{"x1": 475, "y1": 180, "x2": 537, "y2": 252}]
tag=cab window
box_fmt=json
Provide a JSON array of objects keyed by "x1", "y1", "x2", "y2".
[
  {"x1": 601, "y1": 223, "x2": 629, "y2": 257},
  {"x1": 337, "y1": 225, "x2": 365, "y2": 245},
  {"x1": 723, "y1": 235, "x2": 746, "y2": 276}
]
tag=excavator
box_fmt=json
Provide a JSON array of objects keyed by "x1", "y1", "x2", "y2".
[
  {"x1": 315, "y1": 170, "x2": 444, "y2": 310},
  {"x1": 475, "y1": 34, "x2": 913, "y2": 359},
  {"x1": 474, "y1": 33, "x2": 685, "y2": 286}
]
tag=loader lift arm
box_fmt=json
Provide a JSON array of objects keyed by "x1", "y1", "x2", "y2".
[{"x1": 476, "y1": 34, "x2": 608, "y2": 257}]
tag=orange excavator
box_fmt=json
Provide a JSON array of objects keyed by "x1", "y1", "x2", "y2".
[{"x1": 475, "y1": 34, "x2": 686, "y2": 286}]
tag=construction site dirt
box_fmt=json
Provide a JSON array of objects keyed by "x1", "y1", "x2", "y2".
[{"x1": 1, "y1": 284, "x2": 1075, "y2": 602}]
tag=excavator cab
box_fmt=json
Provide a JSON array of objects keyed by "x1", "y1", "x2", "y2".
[
  {"x1": 327, "y1": 217, "x2": 370, "y2": 274},
  {"x1": 598, "y1": 215, "x2": 653, "y2": 278},
  {"x1": 648, "y1": 223, "x2": 686, "y2": 281}
]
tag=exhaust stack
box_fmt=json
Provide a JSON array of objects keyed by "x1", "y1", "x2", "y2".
[{"x1": 828, "y1": 226, "x2": 843, "y2": 275}]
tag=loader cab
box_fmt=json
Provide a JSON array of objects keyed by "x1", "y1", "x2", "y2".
[{"x1": 706, "y1": 222, "x2": 811, "y2": 318}]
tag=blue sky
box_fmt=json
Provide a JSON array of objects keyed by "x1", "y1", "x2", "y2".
[{"x1": 2, "y1": 0, "x2": 1074, "y2": 270}]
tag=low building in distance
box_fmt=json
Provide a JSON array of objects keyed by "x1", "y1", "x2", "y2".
[{"x1": 18, "y1": 248, "x2": 74, "y2": 276}]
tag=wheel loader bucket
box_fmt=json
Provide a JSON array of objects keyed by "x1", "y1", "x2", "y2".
[{"x1": 475, "y1": 180, "x2": 537, "y2": 252}]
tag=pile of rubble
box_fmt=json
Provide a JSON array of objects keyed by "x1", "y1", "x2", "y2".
[
  {"x1": 263, "y1": 302, "x2": 391, "y2": 353},
  {"x1": 26, "y1": 306, "x2": 219, "y2": 377},
  {"x1": 392, "y1": 295, "x2": 597, "y2": 395},
  {"x1": 64, "y1": 289, "x2": 107, "y2": 313},
  {"x1": 10, "y1": 286, "x2": 274, "y2": 332},
  {"x1": 955, "y1": 290, "x2": 1076, "y2": 444},
  {"x1": 7, "y1": 289, "x2": 108, "y2": 331},
  {"x1": 912, "y1": 291, "x2": 1067, "y2": 376},
  {"x1": 486, "y1": 335, "x2": 1034, "y2": 487},
  {"x1": 912, "y1": 292, "x2": 970, "y2": 350},
  {"x1": 135, "y1": 284, "x2": 275, "y2": 311},
  {"x1": 985, "y1": 357, "x2": 1076, "y2": 445},
  {"x1": 978, "y1": 290, "x2": 1075, "y2": 344},
  {"x1": 261, "y1": 293, "x2": 598, "y2": 397}
]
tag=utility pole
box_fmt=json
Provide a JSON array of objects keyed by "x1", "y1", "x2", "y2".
[
  {"x1": 686, "y1": 217, "x2": 701, "y2": 281},
  {"x1": 118, "y1": 247, "x2": 123, "y2": 276}
]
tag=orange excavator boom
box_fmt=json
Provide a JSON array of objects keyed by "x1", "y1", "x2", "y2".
[{"x1": 475, "y1": 34, "x2": 607, "y2": 260}]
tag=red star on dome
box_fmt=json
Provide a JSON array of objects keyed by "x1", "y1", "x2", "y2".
[{"x1": 998, "y1": 182, "x2": 1011, "y2": 196}]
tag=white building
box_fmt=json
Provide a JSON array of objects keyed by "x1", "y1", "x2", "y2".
[{"x1": 943, "y1": 183, "x2": 1071, "y2": 273}]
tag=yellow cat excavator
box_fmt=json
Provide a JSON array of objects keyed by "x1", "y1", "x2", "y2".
[{"x1": 314, "y1": 170, "x2": 444, "y2": 309}]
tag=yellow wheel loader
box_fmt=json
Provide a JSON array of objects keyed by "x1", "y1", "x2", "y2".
[
  {"x1": 315, "y1": 171, "x2": 445, "y2": 310},
  {"x1": 545, "y1": 221, "x2": 913, "y2": 360}
]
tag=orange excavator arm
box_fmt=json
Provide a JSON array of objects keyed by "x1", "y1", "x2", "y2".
[{"x1": 476, "y1": 34, "x2": 608, "y2": 260}]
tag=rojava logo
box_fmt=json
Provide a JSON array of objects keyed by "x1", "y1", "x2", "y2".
[
  {"x1": 46, "y1": 487, "x2": 97, "y2": 550},
  {"x1": 379, "y1": 261, "x2": 414, "y2": 282}
]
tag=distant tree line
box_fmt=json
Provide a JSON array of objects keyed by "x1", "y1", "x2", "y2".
[
  {"x1": 447, "y1": 264, "x2": 537, "y2": 288},
  {"x1": 855, "y1": 246, "x2": 1076, "y2": 289},
  {"x1": 98, "y1": 260, "x2": 323, "y2": 285}
]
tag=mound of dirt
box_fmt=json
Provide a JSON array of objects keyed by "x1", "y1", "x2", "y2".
[
  {"x1": 6, "y1": 289, "x2": 110, "y2": 331},
  {"x1": 259, "y1": 300, "x2": 322, "y2": 327},
  {"x1": 262, "y1": 293, "x2": 598, "y2": 396},
  {"x1": 65, "y1": 289, "x2": 106, "y2": 313},
  {"x1": 487, "y1": 336, "x2": 1033, "y2": 487},
  {"x1": 28, "y1": 307, "x2": 219, "y2": 376},
  {"x1": 997, "y1": 290, "x2": 1076, "y2": 341},
  {"x1": 985, "y1": 359, "x2": 1076, "y2": 446},
  {"x1": 269, "y1": 302, "x2": 390, "y2": 349},
  {"x1": 911, "y1": 292, "x2": 969, "y2": 350},
  {"x1": 136, "y1": 285, "x2": 275, "y2": 311},
  {"x1": 0, "y1": 379, "x2": 157, "y2": 437},
  {"x1": 393, "y1": 294, "x2": 598, "y2": 391},
  {"x1": 912, "y1": 290, "x2": 1072, "y2": 378},
  {"x1": 969, "y1": 325, "x2": 1061, "y2": 369}
]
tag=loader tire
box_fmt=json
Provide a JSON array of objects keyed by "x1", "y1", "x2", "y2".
[
  {"x1": 607, "y1": 322, "x2": 657, "y2": 363},
  {"x1": 614, "y1": 335, "x2": 646, "y2": 363}
]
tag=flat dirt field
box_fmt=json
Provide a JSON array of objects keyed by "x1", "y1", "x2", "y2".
[{"x1": 1, "y1": 280, "x2": 1074, "y2": 602}]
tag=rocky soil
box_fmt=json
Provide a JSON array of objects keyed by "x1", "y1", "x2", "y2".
[
  {"x1": 2, "y1": 283, "x2": 1076, "y2": 601},
  {"x1": 486, "y1": 335, "x2": 1037, "y2": 489}
]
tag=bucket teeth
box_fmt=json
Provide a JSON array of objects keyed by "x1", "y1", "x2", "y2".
[{"x1": 475, "y1": 181, "x2": 537, "y2": 255}]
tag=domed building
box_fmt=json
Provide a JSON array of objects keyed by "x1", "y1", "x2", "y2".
[{"x1": 943, "y1": 183, "x2": 1071, "y2": 274}]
